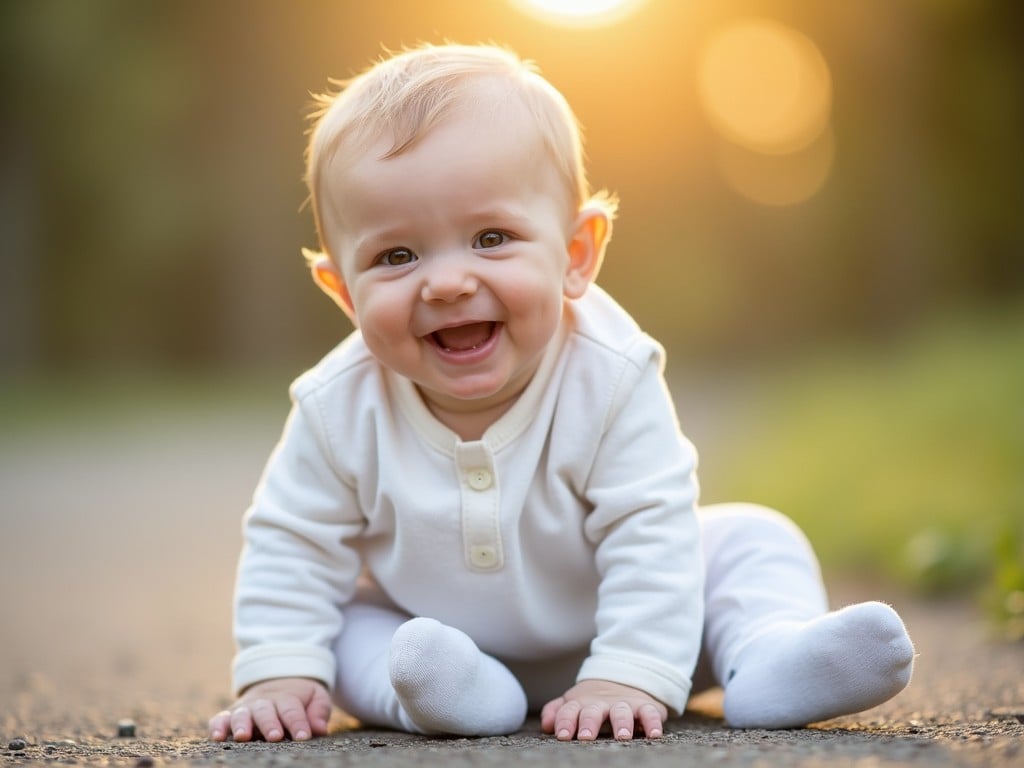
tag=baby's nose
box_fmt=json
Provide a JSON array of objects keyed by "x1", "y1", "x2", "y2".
[{"x1": 420, "y1": 259, "x2": 478, "y2": 303}]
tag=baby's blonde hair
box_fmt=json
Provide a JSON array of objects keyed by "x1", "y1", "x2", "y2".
[{"x1": 305, "y1": 43, "x2": 616, "y2": 259}]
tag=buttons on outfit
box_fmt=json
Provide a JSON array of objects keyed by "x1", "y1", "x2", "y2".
[
  {"x1": 456, "y1": 443, "x2": 503, "y2": 571},
  {"x1": 466, "y1": 468, "x2": 493, "y2": 491},
  {"x1": 469, "y1": 545, "x2": 498, "y2": 567}
]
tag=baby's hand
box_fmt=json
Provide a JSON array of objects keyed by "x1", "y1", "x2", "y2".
[
  {"x1": 541, "y1": 679, "x2": 668, "y2": 741},
  {"x1": 208, "y1": 678, "x2": 332, "y2": 743}
]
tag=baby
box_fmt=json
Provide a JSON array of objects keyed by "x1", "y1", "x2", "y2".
[{"x1": 208, "y1": 43, "x2": 914, "y2": 743}]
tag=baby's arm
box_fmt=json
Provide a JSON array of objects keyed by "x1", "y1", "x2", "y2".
[
  {"x1": 557, "y1": 343, "x2": 703, "y2": 739},
  {"x1": 221, "y1": 386, "x2": 365, "y2": 740},
  {"x1": 541, "y1": 680, "x2": 668, "y2": 741},
  {"x1": 209, "y1": 677, "x2": 332, "y2": 742}
]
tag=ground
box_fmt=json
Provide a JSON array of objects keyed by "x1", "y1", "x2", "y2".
[{"x1": 2, "y1": 402, "x2": 1022, "y2": 767}]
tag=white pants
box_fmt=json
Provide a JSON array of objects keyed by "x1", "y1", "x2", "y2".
[{"x1": 331, "y1": 503, "x2": 828, "y2": 721}]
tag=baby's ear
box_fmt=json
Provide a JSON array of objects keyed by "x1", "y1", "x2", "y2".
[
  {"x1": 304, "y1": 248, "x2": 356, "y2": 322},
  {"x1": 563, "y1": 206, "x2": 611, "y2": 299}
]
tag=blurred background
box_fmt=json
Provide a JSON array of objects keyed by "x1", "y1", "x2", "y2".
[{"x1": 1, "y1": 0, "x2": 1023, "y2": 706}]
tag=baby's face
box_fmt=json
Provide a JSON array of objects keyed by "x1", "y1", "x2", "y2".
[{"x1": 323, "y1": 98, "x2": 578, "y2": 420}]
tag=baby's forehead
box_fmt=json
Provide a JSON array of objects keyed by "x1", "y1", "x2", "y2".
[
  {"x1": 346, "y1": 106, "x2": 553, "y2": 186},
  {"x1": 321, "y1": 105, "x2": 576, "y2": 234},
  {"x1": 343, "y1": 81, "x2": 548, "y2": 168},
  {"x1": 391, "y1": 76, "x2": 539, "y2": 148},
  {"x1": 425, "y1": 86, "x2": 544, "y2": 142},
  {"x1": 311, "y1": 64, "x2": 583, "y2": 229}
]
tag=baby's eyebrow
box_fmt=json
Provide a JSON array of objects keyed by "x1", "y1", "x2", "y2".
[
  {"x1": 351, "y1": 227, "x2": 411, "y2": 254},
  {"x1": 459, "y1": 205, "x2": 531, "y2": 227}
]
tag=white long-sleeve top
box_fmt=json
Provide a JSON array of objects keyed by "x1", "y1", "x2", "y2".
[{"x1": 232, "y1": 285, "x2": 703, "y2": 714}]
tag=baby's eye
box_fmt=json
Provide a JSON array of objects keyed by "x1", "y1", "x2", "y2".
[
  {"x1": 474, "y1": 231, "x2": 508, "y2": 249},
  {"x1": 378, "y1": 248, "x2": 417, "y2": 266}
]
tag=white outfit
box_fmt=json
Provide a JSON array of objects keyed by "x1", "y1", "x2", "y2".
[
  {"x1": 234, "y1": 285, "x2": 705, "y2": 712},
  {"x1": 232, "y1": 285, "x2": 835, "y2": 722}
]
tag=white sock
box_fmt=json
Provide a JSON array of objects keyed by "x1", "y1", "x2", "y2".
[
  {"x1": 723, "y1": 601, "x2": 915, "y2": 728},
  {"x1": 388, "y1": 617, "x2": 527, "y2": 736}
]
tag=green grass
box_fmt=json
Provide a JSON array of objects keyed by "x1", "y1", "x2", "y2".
[{"x1": 696, "y1": 303, "x2": 1024, "y2": 636}]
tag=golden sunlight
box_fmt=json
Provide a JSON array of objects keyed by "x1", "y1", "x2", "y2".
[
  {"x1": 697, "y1": 19, "x2": 832, "y2": 155},
  {"x1": 511, "y1": 0, "x2": 646, "y2": 27}
]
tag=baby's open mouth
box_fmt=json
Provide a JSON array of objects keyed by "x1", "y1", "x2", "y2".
[{"x1": 431, "y1": 322, "x2": 497, "y2": 352}]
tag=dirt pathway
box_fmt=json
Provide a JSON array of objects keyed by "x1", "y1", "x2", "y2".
[{"x1": 2, "y1": 407, "x2": 1022, "y2": 766}]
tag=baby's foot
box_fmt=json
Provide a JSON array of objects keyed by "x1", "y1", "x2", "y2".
[
  {"x1": 389, "y1": 617, "x2": 527, "y2": 736},
  {"x1": 723, "y1": 601, "x2": 915, "y2": 728}
]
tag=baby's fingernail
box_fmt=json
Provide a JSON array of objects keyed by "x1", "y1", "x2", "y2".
[
  {"x1": 557, "y1": 729, "x2": 570, "y2": 740},
  {"x1": 579, "y1": 729, "x2": 592, "y2": 739},
  {"x1": 267, "y1": 729, "x2": 281, "y2": 740},
  {"x1": 295, "y1": 730, "x2": 309, "y2": 740},
  {"x1": 650, "y1": 729, "x2": 663, "y2": 739},
  {"x1": 617, "y1": 728, "x2": 630, "y2": 739}
]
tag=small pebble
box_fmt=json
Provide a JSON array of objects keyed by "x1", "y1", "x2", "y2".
[
  {"x1": 117, "y1": 719, "x2": 137, "y2": 738},
  {"x1": 8, "y1": 739, "x2": 28, "y2": 751},
  {"x1": 135, "y1": 756, "x2": 155, "y2": 767}
]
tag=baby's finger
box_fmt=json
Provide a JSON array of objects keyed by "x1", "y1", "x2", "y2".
[
  {"x1": 576, "y1": 703, "x2": 609, "y2": 741},
  {"x1": 229, "y1": 706, "x2": 255, "y2": 742},
  {"x1": 249, "y1": 698, "x2": 287, "y2": 742},
  {"x1": 637, "y1": 702, "x2": 664, "y2": 739},
  {"x1": 208, "y1": 711, "x2": 232, "y2": 741},
  {"x1": 609, "y1": 701, "x2": 635, "y2": 740},
  {"x1": 552, "y1": 700, "x2": 582, "y2": 741},
  {"x1": 276, "y1": 696, "x2": 313, "y2": 741},
  {"x1": 308, "y1": 687, "x2": 333, "y2": 737},
  {"x1": 540, "y1": 698, "x2": 565, "y2": 733}
]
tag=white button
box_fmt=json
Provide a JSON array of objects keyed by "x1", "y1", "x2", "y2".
[
  {"x1": 466, "y1": 468, "x2": 493, "y2": 491},
  {"x1": 470, "y1": 545, "x2": 498, "y2": 567}
]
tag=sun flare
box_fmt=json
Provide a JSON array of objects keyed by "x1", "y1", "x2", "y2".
[
  {"x1": 698, "y1": 19, "x2": 832, "y2": 155},
  {"x1": 512, "y1": 0, "x2": 646, "y2": 27}
]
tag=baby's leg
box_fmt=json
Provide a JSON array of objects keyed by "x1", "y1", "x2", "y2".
[
  {"x1": 699, "y1": 503, "x2": 914, "y2": 729},
  {"x1": 333, "y1": 603, "x2": 527, "y2": 736}
]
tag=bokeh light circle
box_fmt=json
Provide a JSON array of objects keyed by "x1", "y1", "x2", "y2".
[{"x1": 698, "y1": 19, "x2": 832, "y2": 155}]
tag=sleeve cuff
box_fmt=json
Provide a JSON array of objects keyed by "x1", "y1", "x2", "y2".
[
  {"x1": 232, "y1": 643, "x2": 337, "y2": 696},
  {"x1": 576, "y1": 653, "x2": 692, "y2": 715}
]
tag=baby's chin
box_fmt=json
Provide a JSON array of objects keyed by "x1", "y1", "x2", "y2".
[
  {"x1": 415, "y1": 373, "x2": 531, "y2": 416},
  {"x1": 417, "y1": 380, "x2": 520, "y2": 408}
]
